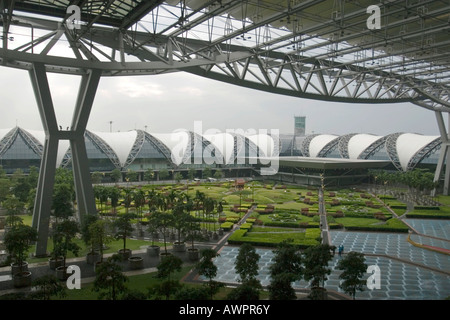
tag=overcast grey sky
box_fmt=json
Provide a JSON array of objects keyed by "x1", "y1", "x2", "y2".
[{"x1": 0, "y1": 65, "x2": 440, "y2": 137}]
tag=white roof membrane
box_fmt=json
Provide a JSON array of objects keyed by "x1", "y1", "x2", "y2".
[
  {"x1": 309, "y1": 135, "x2": 339, "y2": 158},
  {"x1": 348, "y1": 134, "x2": 382, "y2": 159},
  {"x1": 93, "y1": 130, "x2": 137, "y2": 166},
  {"x1": 396, "y1": 133, "x2": 440, "y2": 171}
]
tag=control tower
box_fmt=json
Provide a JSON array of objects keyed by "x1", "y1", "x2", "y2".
[{"x1": 294, "y1": 116, "x2": 306, "y2": 137}]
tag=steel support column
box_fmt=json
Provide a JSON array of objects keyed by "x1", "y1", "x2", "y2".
[
  {"x1": 70, "y1": 68, "x2": 101, "y2": 222},
  {"x1": 29, "y1": 63, "x2": 100, "y2": 257},
  {"x1": 433, "y1": 111, "x2": 450, "y2": 196},
  {"x1": 29, "y1": 63, "x2": 60, "y2": 257}
]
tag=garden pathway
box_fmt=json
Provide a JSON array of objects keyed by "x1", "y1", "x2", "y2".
[{"x1": 318, "y1": 188, "x2": 332, "y2": 247}]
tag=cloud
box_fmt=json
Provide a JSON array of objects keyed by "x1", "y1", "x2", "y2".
[
  {"x1": 115, "y1": 78, "x2": 164, "y2": 98},
  {"x1": 0, "y1": 66, "x2": 441, "y2": 137},
  {"x1": 176, "y1": 86, "x2": 203, "y2": 97}
]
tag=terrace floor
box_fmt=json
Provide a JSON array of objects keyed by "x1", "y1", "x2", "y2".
[{"x1": 211, "y1": 219, "x2": 450, "y2": 300}]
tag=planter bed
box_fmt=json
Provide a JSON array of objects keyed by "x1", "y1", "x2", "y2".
[
  {"x1": 335, "y1": 217, "x2": 409, "y2": 232},
  {"x1": 228, "y1": 228, "x2": 321, "y2": 248}
]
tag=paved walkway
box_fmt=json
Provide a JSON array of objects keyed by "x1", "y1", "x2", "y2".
[{"x1": 0, "y1": 240, "x2": 214, "y2": 297}]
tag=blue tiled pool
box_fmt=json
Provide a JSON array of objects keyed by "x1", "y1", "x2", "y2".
[{"x1": 210, "y1": 225, "x2": 450, "y2": 300}]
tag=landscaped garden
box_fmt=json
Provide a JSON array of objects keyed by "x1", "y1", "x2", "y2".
[
  {"x1": 1, "y1": 166, "x2": 449, "y2": 300},
  {"x1": 0, "y1": 173, "x2": 420, "y2": 266},
  {"x1": 0, "y1": 176, "x2": 416, "y2": 276}
]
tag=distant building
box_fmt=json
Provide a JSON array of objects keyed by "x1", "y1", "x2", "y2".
[
  {"x1": 294, "y1": 116, "x2": 306, "y2": 136},
  {"x1": 0, "y1": 126, "x2": 443, "y2": 187}
]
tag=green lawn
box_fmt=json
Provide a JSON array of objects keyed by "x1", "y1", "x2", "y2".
[
  {"x1": 335, "y1": 217, "x2": 386, "y2": 228},
  {"x1": 257, "y1": 211, "x2": 316, "y2": 227},
  {"x1": 61, "y1": 265, "x2": 193, "y2": 300},
  {"x1": 228, "y1": 226, "x2": 321, "y2": 247},
  {"x1": 8, "y1": 183, "x2": 416, "y2": 264},
  {"x1": 335, "y1": 217, "x2": 409, "y2": 232},
  {"x1": 2, "y1": 234, "x2": 165, "y2": 266}
]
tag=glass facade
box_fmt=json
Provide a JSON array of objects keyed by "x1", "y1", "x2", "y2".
[
  {"x1": 0, "y1": 128, "x2": 443, "y2": 175},
  {"x1": 126, "y1": 135, "x2": 172, "y2": 171},
  {"x1": 0, "y1": 131, "x2": 41, "y2": 173},
  {"x1": 179, "y1": 135, "x2": 223, "y2": 169},
  {"x1": 84, "y1": 136, "x2": 116, "y2": 172}
]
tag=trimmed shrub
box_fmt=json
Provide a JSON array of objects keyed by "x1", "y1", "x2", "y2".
[
  {"x1": 240, "y1": 223, "x2": 253, "y2": 230},
  {"x1": 413, "y1": 206, "x2": 440, "y2": 211},
  {"x1": 220, "y1": 222, "x2": 234, "y2": 231}
]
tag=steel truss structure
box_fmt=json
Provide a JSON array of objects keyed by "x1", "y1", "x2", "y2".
[{"x1": 0, "y1": 0, "x2": 449, "y2": 255}]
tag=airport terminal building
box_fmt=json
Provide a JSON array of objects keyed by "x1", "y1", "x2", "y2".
[{"x1": 0, "y1": 126, "x2": 441, "y2": 187}]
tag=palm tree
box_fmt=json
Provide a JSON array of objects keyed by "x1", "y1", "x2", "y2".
[
  {"x1": 204, "y1": 197, "x2": 216, "y2": 233},
  {"x1": 152, "y1": 211, "x2": 174, "y2": 255},
  {"x1": 108, "y1": 186, "x2": 121, "y2": 217},
  {"x1": 194, "y1": 190, "x2": 206, "y2": 229},
  {"x1": 146, "y1": 188, "x2": 159, "y2": 212},
  {"x1": 133, "y1": 188, "x2": 146, "y2": 220},
  {"x1": 122, "y1": 187, "x2": 133, "y2": 214},
  {"x1": 172, "y1": 201, "x2": 189, "y2": 245}
]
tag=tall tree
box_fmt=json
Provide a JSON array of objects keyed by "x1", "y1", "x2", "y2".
[
  {"x1": 149, "y1": 210, "x2": 174, "y2": 254},
  {"x1": 110, "y1": 168, "x2": 122, "y2": 183},
  {"x1": 52, "y1": 183, "x2": 74, "y2": 220},
  {"x1": 52, "y1": 219, "x2": 80, "y2": 270},
  {"x1": 113, "y1": 213, "x2": 136, "y2": 254},
  {"x1": 89, "y1": 219, "x2": 113, "y2": 262},
  {"x1": 196, "y1": 248, "x2": 223, "y2": 299},
  {"x1": 108, "y1": 186, "x2": 121, "y2": 217},
  {"x1": 228, "y1": 244, "x2": 262, "y2": 300},
  {"x1": 303, "y1": 244, "x2": 333, "y2": 299},
  {"x1": 337, "y1": 251, "x2": 367, "y2": 299},
  {"x1": 3, "y1": 195, "x2": 24, "y2": 227},
  {"x1": 133, "y1": 188, "x2": 146, "y2": 220},
  {"x1": 235, "y1": 243, "x2": 260, "y2": 283},
  {"x1": 150, "y1": 254, "x2": 183, "y2": 300},
  {"x1": 268, "y1": 239, "x2": 303, "y2": 300},
  {"x1": 93, "y1": 254, "x2": 128, "y2": 300},
  {"x1": 0, "y1": 165, "x2": 12, "y2": 203},
  {"x1": 122, "y1": 187, "x2": 133, "y2": 214}
]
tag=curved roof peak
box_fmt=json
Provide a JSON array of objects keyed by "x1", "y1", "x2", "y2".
[
  {"x1": 348, "y1": 133, "x2": 382, "y2": 159},
  {"x1": 396, "y1": 133, "x2": 440, "y2": 171},
  {"x1": 309, "y1": 134, "x2": 339, "y2": 158},
  {"x1": 93, "y1": 130, "x2": 137, "y2": 166}
]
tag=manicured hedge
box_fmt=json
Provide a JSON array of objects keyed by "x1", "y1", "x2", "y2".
[
  {"x1": 413, "y1": 206, "x2": 440, "y2": 210},
  {"x1": 227, "y1": 227, "x2": 321, "y2": 248},
  {"x1": 220, "y1": 222, "x2": 234, "y2": 231},
  {"x1": 264, "y1": 221, "x2": 306, "y2": 228},
  {"x1": 390, "y1": 205, "x2": 407, "y2": 209},
  {"x1": 405, "y1": 212, "x2": 449, "y2": 219},
  {"x1": 338, "y1": 217, "x2": 409, "y2": 233},
  {"x1": 239, "y1": 222, "x2": 253, "y2": 229}
]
